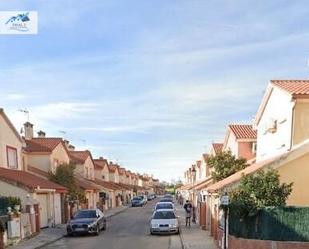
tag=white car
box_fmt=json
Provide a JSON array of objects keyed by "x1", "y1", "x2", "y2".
[{"x1": 150, "y1": 209, "x2": 179, "y2": 235}]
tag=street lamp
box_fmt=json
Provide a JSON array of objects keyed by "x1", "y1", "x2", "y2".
[{"x1": 191, "y1": 166, "x2": 197, "y2": 223}]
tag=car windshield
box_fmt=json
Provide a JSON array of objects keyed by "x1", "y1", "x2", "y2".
[
  {"x1": 74, "y1": 210, "x2": 96, "y2": 219},
  {"x1": 153, "y1": 211, "x2": 176, "y2": 219},
  {"x1": 133, "y1": 197, "x2": 141, "y2": 201},
  {"x1": 160, "y1": 199, "x2": 172, "y2": 202},
  {"x1": 156, "y1": 203, "x2": 173, "y2": 210}
]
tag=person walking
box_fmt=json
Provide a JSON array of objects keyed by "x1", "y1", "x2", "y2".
[{"x1": 183, "y1": 200, "x2": 192, "y2": 227}]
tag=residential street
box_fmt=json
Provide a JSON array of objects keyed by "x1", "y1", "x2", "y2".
[{"x1": 43, "y1": 201, "x2": 182, "y2": 249}]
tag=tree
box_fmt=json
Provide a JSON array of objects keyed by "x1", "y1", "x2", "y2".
[
  {"x1": 207, "y1": 150, "x2": 247, "y2": 182},
  {"x1": 49, "y1": 163, "x2": 86, "y2": 202},
  {"x1": 230, "y1": 168, "x2": 293, "y2": 216}
]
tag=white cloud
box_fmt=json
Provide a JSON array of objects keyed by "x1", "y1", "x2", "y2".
[{"x1": 5, "y1": 93, "x2": 26, "y2": 100}]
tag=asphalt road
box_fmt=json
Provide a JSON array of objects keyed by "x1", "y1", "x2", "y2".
[{"x1": 43, "y1": 200, "x2": 182, "y2": 249}]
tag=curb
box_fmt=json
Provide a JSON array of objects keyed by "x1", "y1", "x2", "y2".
[{"x1": 32, "y1": 206, "x2": 129, "y2": 249}]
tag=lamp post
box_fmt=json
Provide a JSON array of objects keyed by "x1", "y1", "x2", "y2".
[{"x1": 191, "y1": 166, "x2": 197, "y2": 223}]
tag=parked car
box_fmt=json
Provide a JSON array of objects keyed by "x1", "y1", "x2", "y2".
[
  {"x1": 67, "y1": 209, "x2": 106, "y2": 236},
  {"x1": 154, "y1": 202, "x2": 175, "y2": 212},
  {"x1": 150, "y1": 209, "x2": 179, "y2": 235},
  {"x1": 131, "y1": 196, "x2": 144, "y2": 207},
  {"x1": 138, "y1": 195, "x2": 147, "y2": 205},
  {"x1": 147, "y1": 194, "x2": 156, "y2": 201},
  {"x1": 159, "y1": 198, "x2": 173, "y2": 203}
]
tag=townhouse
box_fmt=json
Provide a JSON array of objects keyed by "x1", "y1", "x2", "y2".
[
  {"x1": 0, "y1": 109, "x2": 67, "y2": 228},
  {"x1": 0, "y1": 107, "x2": 162, "y2": 236},
  {"x1": 208, "y1": 80, "x2": 309, "y2": 206},
  {"x1": 179, "y1": 79, "x2": 309, "y2": 248},
  {"x1": 93, "y1": 157, "x2": 122, "y2": 210}
]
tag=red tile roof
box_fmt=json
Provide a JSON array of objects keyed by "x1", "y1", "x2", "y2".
[
  {"x1": 93, "y1": 159, "x2": 107, "y2": 169},
  {"x1": 24, "y1": 138, "x2": 63, "y2": 153},
  {"x1": 75, "y1": 177, "x2": 100, "y2": 191},
  {"x1": 271, "y1": 80, "x2": 309, "y2": 96},
  {"x1": 202, "y1": 154, "x2": 209, "y2": 162},
  {"x1": 196, "y1": 161, "x2": 201, "y2": 168},
  {"x1": 229, "y1": 124, "x2": 257, "y2": 139},
  {"x1": 69, "y1": 151, "x2": 91, "y2": 164},
  {"x1": 212, "y1": 143, "x2": 223, "y2": 154},
  {"x1": 118, "y1": 168, "x2": 125, "y2": 175},
  {"x1": 125, "y1": 170, "x2": 131, "y2": 177},
  {"x1": 0, "y1": 168, "x2": 67, "y2": 192},
  {"x1": 94, "y1": 179, "x2": 122, "y2": 191},
  {"x1": 108, "y1": 164, "x2": 118, "y2": 173}
]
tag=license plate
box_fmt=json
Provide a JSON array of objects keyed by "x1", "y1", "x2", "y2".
[{"x1": 75, "y1": 228, "x2": 85, "y2": 232}]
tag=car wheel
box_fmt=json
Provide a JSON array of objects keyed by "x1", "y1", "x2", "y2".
[
  {"x1": 67, "y1": 232, "x2": 73, "y2": 237},
  {"x1": 94, "y1": 225, "x2": 100, "y2": 236}
]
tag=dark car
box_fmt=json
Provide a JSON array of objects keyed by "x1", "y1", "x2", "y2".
[
  {"x1": 154, "y1": 202, "x2": 175, "y2": 211},
  {"x1": 147, "y1": 194, "x2": 155, "y2": 201},
  {"x1": 67, "y1": 209, "x2": 106, "y2": 236},
  {"x1": 159, "y1": 198, "x2": 173, "y2": 203},
  {"x1": 131, "y1": 197, "x2": 144, "y2": 207}
]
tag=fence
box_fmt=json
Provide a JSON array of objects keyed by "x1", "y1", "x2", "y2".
[{"x1": 229, "y1": 206, "x2": 309, "y2": 242}]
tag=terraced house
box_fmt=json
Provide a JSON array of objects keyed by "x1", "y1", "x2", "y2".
[
  {"x1": 0, "y1": 109, "x2": 67, "y2": 229},
  {"x1": 179, "y1": 79, "x2": 309, "y2": 248}
]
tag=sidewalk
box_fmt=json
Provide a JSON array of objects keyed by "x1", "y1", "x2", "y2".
[
  {"x1": 176, "y1": 204, "x2": 217, "y2": 249},
  {"x1": 9, "y1": 205, "x2": 129, "y2": 249}
]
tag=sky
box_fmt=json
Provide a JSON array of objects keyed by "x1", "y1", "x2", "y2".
[{"x1": 1, "y1": 1, "x2": 309, "y2": 182}]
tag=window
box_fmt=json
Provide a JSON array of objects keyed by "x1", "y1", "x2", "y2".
[{"x1": 7, "y1": 146, "x2": 18, "y2": 169}]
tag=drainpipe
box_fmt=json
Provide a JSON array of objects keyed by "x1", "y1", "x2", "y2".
[
  {"x1": 290, "y1": 99, "x2": 296, "y2": 150},
  {"x1": 53, "y1": 192, "x2": 55, "y2": 228}
]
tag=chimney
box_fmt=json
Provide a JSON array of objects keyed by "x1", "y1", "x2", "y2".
[
  {"x1": 68, "y1": 144, "x2": 75, "y2": 151},
  {"x1": 24, "y1": 122, "x2": 33, "y2": 140},
  {"x1": 37, "y1": 130, "x2": 46, "y2": 138},
  {"x1": 99, "y1": 156, "x2": 104, "y2": 160},
  {"x1": 63, "y1": 139, "x2": 69, "y2": 148}
]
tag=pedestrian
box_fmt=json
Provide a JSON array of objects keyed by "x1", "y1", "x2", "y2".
[{"x1": 183, "y1": 200, "x2": 192, "y2": 227}]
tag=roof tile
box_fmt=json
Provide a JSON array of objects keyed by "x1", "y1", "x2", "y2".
[
  {"x1": 271, "y1": 80, "x2": 309, "y2": 96},
  {"x1": 25, "y1": 138, "x2": 63, "y2": 153},
  {"x1": 229, "y1": 124, "x2": 257, "y2": 139},
  {"x1": 0, "y1": 168, "x2": 67, "y2": 192},
  {"x1": 212, "y1": 143, "x2": 223, "y2": 154}
]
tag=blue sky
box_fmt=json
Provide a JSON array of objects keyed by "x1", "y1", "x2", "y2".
[{"x1": 1, "y1": 1, "x2": 309, "y2": 181}]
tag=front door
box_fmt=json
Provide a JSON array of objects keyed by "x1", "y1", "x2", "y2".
[{"x1": 37, "y1": 194, "x2": 49, "y2": 228}]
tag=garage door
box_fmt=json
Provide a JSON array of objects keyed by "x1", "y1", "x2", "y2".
[{"x1": 37, "y1": 194, "x2": 49, "y2": 228}]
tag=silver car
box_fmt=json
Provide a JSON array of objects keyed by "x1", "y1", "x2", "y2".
[
  {"x1": 150, "y1": 209, "x2": 179, "y2": 235},
  {"x1": 67, "y1": 209, "x2": 106, "y2": 236}
]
